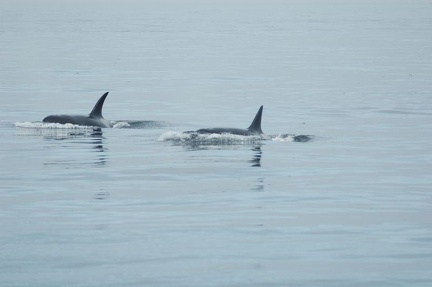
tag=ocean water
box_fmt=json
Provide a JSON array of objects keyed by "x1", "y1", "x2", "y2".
[{"x1": 1, "y1": 0, "x2": 432, "y2": 286}]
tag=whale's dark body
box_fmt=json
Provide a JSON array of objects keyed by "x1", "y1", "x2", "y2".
[
  {"x1": 43, "y1": 92, "x2": 111, "y2": 128},
  {"x1": 194, "y1": 106, "x2": 264, "y2": 136}
]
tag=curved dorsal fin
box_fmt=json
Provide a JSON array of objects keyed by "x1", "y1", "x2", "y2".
[
  {"x1": 247, "y1": 105, "x2": 263, "y2": 134},
  {"x1": 89, "y1": 92, "x2": 109, "y2": 118}
]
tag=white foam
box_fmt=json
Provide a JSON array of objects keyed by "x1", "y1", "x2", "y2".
[
  {"x1": 159, "y1": 131, "x2": 264, "y2": 145},
  {"x1": 112, "y1": 121, "x2": 131, "y2": 128},
  {"x1": 158, "y1": 131, "x2": 192, "y2": 142},
  {"x1": 14, "y1": 121, "x2": 93, "y2": 129},
  {"x1": 270, "y1": 134, "x2": 313, "y2": 142},
  {"x1": 271, "y1": 134, "x2": 295, "y2": 142}
]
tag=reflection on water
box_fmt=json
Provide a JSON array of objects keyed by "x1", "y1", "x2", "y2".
[
  {"x1": 251, "y1": 177, "x2": 265, "y2": 192},
  {"x1": 94, "y1": 190, "x2": 110, "y2": 200},
  {"x1": 160, "y1": 131, "x2": 266, "y2": 167},
  {"x1": 16, "y1": 126, "x2": 108, "y2": 167},
  {"x1": 87, "y1": 128, "x2": 107, "y2": 167},
  {"x1": 249, "y1": 145, "x2": 262, "y2": 167}
]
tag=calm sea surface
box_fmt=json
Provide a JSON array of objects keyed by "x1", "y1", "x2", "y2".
[{"x1": 1, "y1": 0, "x2": 432, "y2": 286}]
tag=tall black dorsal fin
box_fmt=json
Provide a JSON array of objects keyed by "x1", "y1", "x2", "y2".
[
  {"x1": 89, "y1": 92, "x2": 109, "y2": 118},
  {"x1": 247, "y1": 105, "x2": 264, "y2": 134}
]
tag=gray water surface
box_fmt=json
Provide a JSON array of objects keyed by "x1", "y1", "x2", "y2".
[{"x1": 1, "y1": 1, "x2": 432, "y2": 286}]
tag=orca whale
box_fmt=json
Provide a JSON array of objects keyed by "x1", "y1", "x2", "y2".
[
  {"x1": 43, "y1": 92, "x2": 111, "y2": 128},
  {"x1": 193, "y1": 105, "x2": 264, "y2": 136}
]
